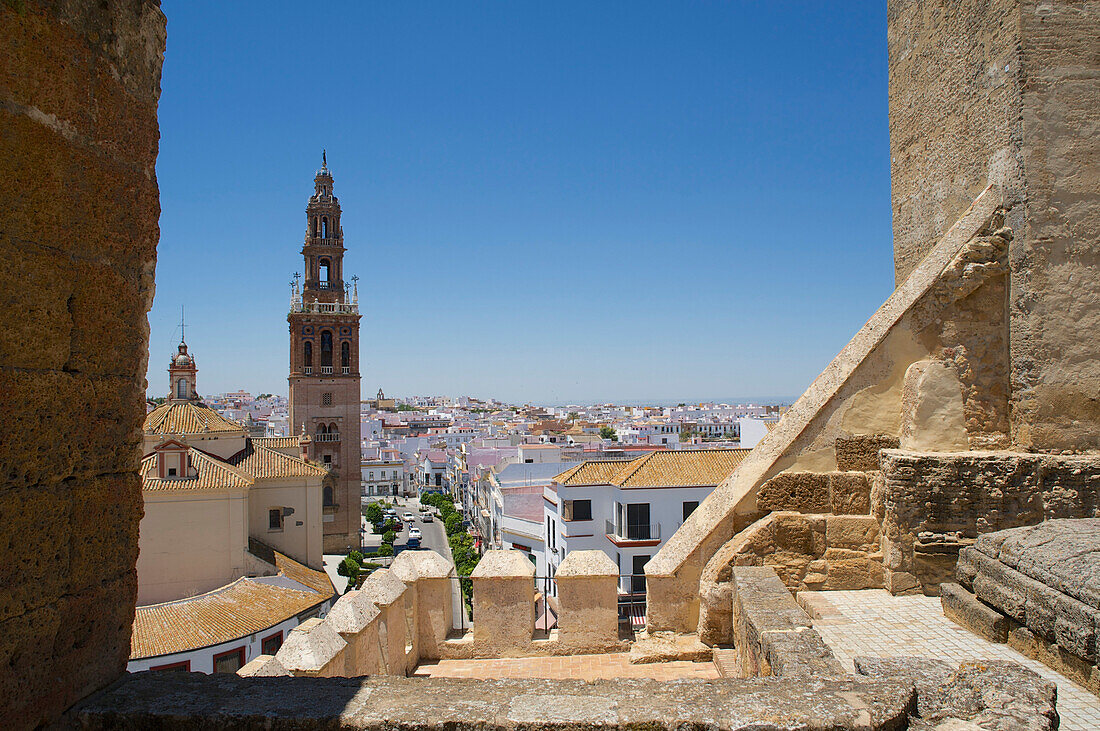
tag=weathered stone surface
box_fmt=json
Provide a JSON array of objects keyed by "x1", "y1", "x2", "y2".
[
  {"x1": 941, "y1": 583, "x2": 1008, "y2": 643},
  {"x1": 900, "y1": 359, "x2": 969, "y2": 452},
  {"x1": 881, "y1": 450, "x2": 1100, "y2": 593},
  {"x1": 0, "y1": 0, "x2": 165, "y2": 725},
  {"x1": 855, "y1": 657, "x2": 1057, "y2": 730},
  {"x1": 835, "y1": 435, "x2": 900, "y2": 472},
  {"x1": 628, "y1": 632, "x2": 712, "y2": 664},
  {"x1": 762, "y1": 627, "x2": 846, "y2": 678},
  {"x1": 829, "y1": 471, "x2": 873, "y2": 515},
  {"x1": 238, "y1": 655, "x2": 290, "y2": 677},
  {"x1": 756, "y1": 472, "x2": 830, "y2": 514},
  {"x1": 958, "y1": 520, "x2": 1100, "y2": 666},
  {"x1": 74, "y1": 672, "x2": 919, "y2": 730},
  {"x1": 275, "y1": 618, "x2": 347, "y2": 677},
  {"x1": 889, "y1": 0, "x2": 1100, "y2": 451}
]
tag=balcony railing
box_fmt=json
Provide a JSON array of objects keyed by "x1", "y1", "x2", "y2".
[
  {"x1": 605, "y1": 520, "x2": 661, "y2": 542},
  {"x1": 315, "y1": 433, "x2": 340, "y2": 442},
  {"x1": 320, "y1": 366, "x2": 333, "y2": 374},
  {"x1": 304, "y1": 366, "x2": 313, "y2": 375},
  {"x1": 306, "y1": 236, "x2": 342, "y2": 247},
  {"x1": 342, "y1": 366, "x2": 351, "y2": 374},
  {"x1": 290, "y1": 300, "x2": 359, "y2": 315}
]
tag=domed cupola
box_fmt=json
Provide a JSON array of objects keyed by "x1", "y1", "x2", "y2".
[{"x1": 168, "y1": 339, "x2": 199, "y2": 402}]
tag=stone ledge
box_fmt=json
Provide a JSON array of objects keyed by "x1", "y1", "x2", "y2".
[
  {"x1": 941, "y1": 582, "x2": 1008, "y2": 643},
  {"x1": 74, "y1": 673, "x2": 918, "y2": 730}
]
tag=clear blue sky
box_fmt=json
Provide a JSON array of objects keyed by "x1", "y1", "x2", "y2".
[{"x1": 147, "y1": 2, "x2": 892, "y2": 404}]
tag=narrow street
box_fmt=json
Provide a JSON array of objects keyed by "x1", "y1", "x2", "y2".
[{"x1": 390, "y1": 495, "x2": 469, "y2": 631}]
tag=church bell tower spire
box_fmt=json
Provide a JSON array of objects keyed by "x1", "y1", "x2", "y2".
[{"x1": 287, "y1": 155, "x2": 362, "y2": 554}]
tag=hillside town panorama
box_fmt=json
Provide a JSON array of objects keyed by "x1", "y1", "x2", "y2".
[{"x1": 3, "y1": 1, "x2": 1099, "y2": 729}]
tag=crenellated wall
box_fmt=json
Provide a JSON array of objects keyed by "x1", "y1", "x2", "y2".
[{"x1": 240, "y1": 549, "x2": 627, "y2": 678}]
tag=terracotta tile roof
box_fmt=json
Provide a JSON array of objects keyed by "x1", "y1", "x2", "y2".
[
  {"x1": 274, "y1": 550, "x2": 334, "y2": 596},
  {"x1": 144, "y1": 401, "x2": 245, "y2": 435},
  {"x1": 253, "y1": 436, "x2": 301, "y2": 450},
  {"x1": 140, "y1": 448, "x2": 253, "y2": 492},
  {"x1": 612, "y1": 449, "x2": 749, "y2": 488},
  {"x1": 130, "y1": 577, "x2": 324, "y2": 660},
  {"x1": 554, "y1": 460, "x2": 625, "y2": 486},
  {"x1": 556, "y1": 449, "x2": 750, "y2": 489},
  {"x1": 228, "y1": 442, "x2": 328, "y2": 479}
]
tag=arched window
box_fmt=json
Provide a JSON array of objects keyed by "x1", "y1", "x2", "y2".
[
  {"x1": 323, "y1": 485, "x2": 334, "y2": 506},
  {"x1": 319, "y1": 258, "x2": 330, "y2": 283},
  {"x1": 320, "y1": 330, "x2": 333, "y2": 367},
  {"x1": 303, "y1": 341, "x2": 312, "y2": 368},
  {"x1": 316, "y1": 423, "x2": 327, "y2": 436},
  {"x1": 329, "y1": 422, "x2": 338, "y2": 436},
  {"x1": 312, "y1": 216, "x2": 318, "y2": 236},
  {"x1": 176, "y1": 378, "x2": 187, "y2": 398},
  {"x1": 321, "y1": 217, "x2": 328, "y2": 238},
  {"x1": 341, "y1": 341, "x2": 350, "y2": 369}
]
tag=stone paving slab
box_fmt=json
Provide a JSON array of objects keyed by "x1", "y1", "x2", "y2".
[
  {"x1": 416, "y1": 652, "x2": 719, "y2": 681},
  {"x1": 804, "y1": 589, "x2": 1100, "y2": 731}
]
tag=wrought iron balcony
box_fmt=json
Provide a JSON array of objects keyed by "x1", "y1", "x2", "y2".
[{"x1": 605, "y1": 520, "x2": 661, "y2": 543}]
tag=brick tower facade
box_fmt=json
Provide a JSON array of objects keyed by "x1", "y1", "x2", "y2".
[{"x1": 288, "y1": 153, "x2": 361, "y2": 553}]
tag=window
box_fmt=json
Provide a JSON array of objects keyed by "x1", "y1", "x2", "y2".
[
  {"x1": 320, "y1": 331, "x2": 333, "y2": 366},
  {"x1": 368, "y1": 471, "x2": 374, "y2": 480},
  {"x1": 176, "y1": 378, "x2": 187, "y2": 398},
  {"x1": 150, "y1": 660, "x2": 190, "y2": 672},
  {"x1": 562, "y1": 499, "x2": 592, "y2": 522},
  {"x1": 269, "y1": 508, "x2": 283, "y2": 531},
  {"x1": 341, "y1": 341, "x2": 350, "y2": 369},
  {"x1": 303, "y1": 342, "x2": 312, "y2": 368},
  {"x1": 321, "y1": 392, "x2": 332, "y2": 406},
  {"x1": 682, "y1": 501, "x2": 699, "y2": 521},
  {"x1": 323, "y1": 454, "x2": 332, "y2": 465},
  {"x1": 261, "y1": 631, "x2": 283, "y2": 655},
  {"x1": 321, "y1": 217, "x2": 328, "y2": 238},
  {"x1": 167, "y1": 467, "x2": 177, "y2": 477},
  {"x1": 323, "y1": 484, "x2": 334, "y2": 506},
  {"x1": 212, "y1": 647, "x2": 245, "y2": 674},
  {"x1": 631, "y1": 555, "x2": 649, "y2": 594},
  {"x1": 626, "y1": 503, "x2": 651, "y2": 540}
]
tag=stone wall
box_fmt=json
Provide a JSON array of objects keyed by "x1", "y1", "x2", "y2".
[
  {"x1": 0, "y1": 0, "x2": 165, "y2": 725},
  {"x1": 881, "y1": 449, "x2": 1100, "y2": 595},
  {"x1": 888, "y1": 0, "x2": 1100, "y2": 450},
  {"x1": 647, "y1": 189, "x2": 1008, "y2": 632},
  {"x1": 244, "y1": 550, "x2": 627, "y2": 678}
]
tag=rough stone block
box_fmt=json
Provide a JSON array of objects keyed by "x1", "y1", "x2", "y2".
[
  {"x1": 835, "y1": 435, "x2": 899, "y2": 472},
  {"x1": 826, "y1": 515, "x2": 881, "y2": 552},
  {"x1": 756, "y1": 472, "x2": 829, "y2": 513},
  {"x1": 829, "y1": 471, "x2": 872, "y2": 515},
  {"x1": 941, "y1": 582, "x2": 1008, "y2": 643},
  {"x1": 762, "y1": 627, "x2": 845, "y2": 677},
  {"x1": 275, "y1": 618, "x2": 347, "y2": 677},
  {"x1": 771, "y1": 512, "x2": 823, "y2": 556}
]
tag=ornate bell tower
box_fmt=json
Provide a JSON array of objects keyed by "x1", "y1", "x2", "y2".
[{"x1": 288, "y1": 152, "x2": 362, "y2": 553}]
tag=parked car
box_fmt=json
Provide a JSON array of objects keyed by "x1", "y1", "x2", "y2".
[{"x1": 408, "y1": 527, "x2": 422, "y2": 540}]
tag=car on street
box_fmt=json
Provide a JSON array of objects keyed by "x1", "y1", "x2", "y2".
[
  {"x1": 422, "y1": 513, "x2": 433, "y2": 522},
  {"x1": 402, "y1": 512, "x2": 414, "y2": 523},
  {"x1": 408, "y1": 527, "x2": 422, "y2": 540}
]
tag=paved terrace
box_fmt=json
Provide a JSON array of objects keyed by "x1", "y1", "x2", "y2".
[
  {"x1": 803, "y1": 589, "x2": 1100, "y2": 731},
  {"x1": 414, "y1": 653, "x2": 719, "y2": 681}
]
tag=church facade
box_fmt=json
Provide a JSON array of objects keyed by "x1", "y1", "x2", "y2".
[{"x1": 288, "y1": 155, "x2": 363, "y2": 553}]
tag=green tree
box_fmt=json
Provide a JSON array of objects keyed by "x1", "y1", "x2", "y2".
[
  {"x1": 375, "y1": 543, "x2": 393, "y2": 557},
  {"x1": 599, "y1": 425, "x2": 617, "y2": 441},
  {"x1": 568, "y1": 411, "x2": 579, "y2": 424},
  {"x1": 363, "y1": 503, "x2": 382, "y2": 526},
  {"x1": 382, "y1": 530, "x2": 396, "y2": 545},
  {"x1": 444, "y1": 512, "x2": 463, "y2": 536}
]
